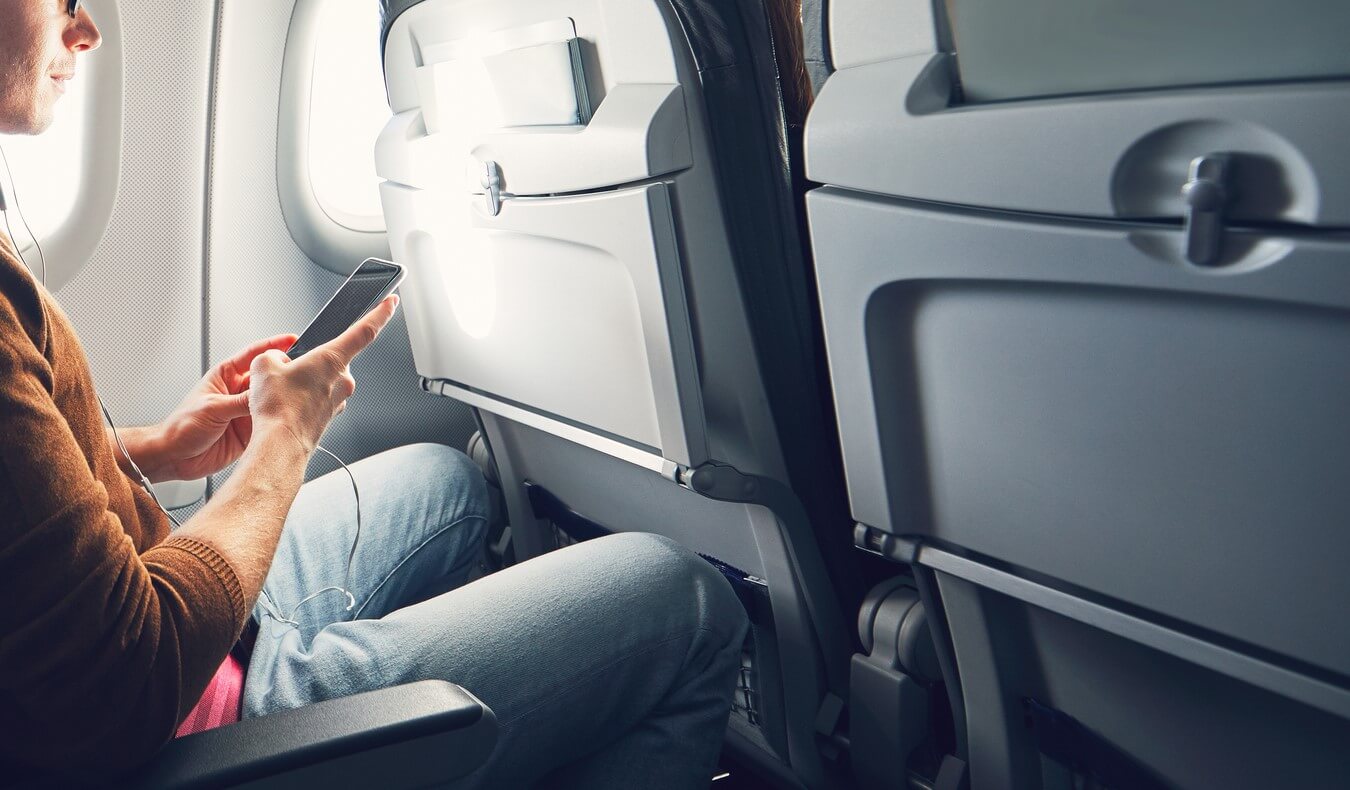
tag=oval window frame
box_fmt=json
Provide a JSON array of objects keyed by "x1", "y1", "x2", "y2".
[{"x1": 278, "y1": 0, "x2": 390, "y2": 275}]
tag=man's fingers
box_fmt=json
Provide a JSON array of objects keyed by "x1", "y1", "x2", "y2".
[
  {"x1": 224, "y1": 333, "x2": 300, "y2": 375},
  {"x1": 319, "y1": 295, "x2": 399, "y2": 366},
  {"x1": 250, "y1": 348, "x2": 291, "y2": 375}
]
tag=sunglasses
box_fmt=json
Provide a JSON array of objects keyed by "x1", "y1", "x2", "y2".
[{"x1": 67, "y1": 0, "x2": 81, "y2": 17}]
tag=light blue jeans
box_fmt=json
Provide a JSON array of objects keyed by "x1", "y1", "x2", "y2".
[{"x1": 242, "y1": 443, "x2": 749, "y2": 788}]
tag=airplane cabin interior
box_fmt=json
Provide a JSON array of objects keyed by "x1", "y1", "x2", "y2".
[{"x1": 1, "y1": 0, "x2": 1347, "y2": 788}]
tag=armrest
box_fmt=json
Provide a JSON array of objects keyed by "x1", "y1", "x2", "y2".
[{"x1": 123, "y1": 681, "x2": 497, "y2": 790}]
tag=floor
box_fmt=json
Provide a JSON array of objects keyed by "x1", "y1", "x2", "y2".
[{"x1": 711, "y1": 757, "x2": 786, "y2": 789}]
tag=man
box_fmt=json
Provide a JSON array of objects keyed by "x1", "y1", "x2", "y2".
[{"x1": 0, "y1": 1, "x2": 748, "y2": 786}]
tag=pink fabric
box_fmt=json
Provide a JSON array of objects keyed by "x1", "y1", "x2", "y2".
[{"x1": 175, "y1": 653, "x2": 246, "y2": 737}]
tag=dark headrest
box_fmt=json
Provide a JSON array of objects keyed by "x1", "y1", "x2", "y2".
[{"x1": 379, "y1": 0, "x2": 421, "y2": 57}]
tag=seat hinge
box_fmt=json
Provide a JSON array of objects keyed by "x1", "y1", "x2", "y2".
[
  {"x1": 677, "y1": 461, "x2": 759, "y2": 500},
  {"x1": 1180, "y1": 152, "x2": 1233, "y2": 266}
]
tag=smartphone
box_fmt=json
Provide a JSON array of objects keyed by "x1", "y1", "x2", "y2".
[{"x1": 287, "y1": 258, "x2": 406, "y2": 358}]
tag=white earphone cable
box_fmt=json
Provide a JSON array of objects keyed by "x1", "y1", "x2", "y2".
[
  {"x1": 0, "y1": 145, "x2": 46, "y2": 287},
  {"x1": 99, "y1": 397, "x2": 184, "y2": 528},
  {"x1": 266, "y1": 445, "x2": 362, "y2": 626}
]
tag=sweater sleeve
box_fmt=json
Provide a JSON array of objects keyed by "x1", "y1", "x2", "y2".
[{"x1": 0, "y1": 306, "x2": 248, "y2": 779}]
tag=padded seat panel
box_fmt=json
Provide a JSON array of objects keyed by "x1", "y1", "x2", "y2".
[{"x1": 810, "y1": 188, "x2": 1350, "y2": 678}]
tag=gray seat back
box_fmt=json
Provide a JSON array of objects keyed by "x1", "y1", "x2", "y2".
[
  {"x1": 806, "y1": 0, "x2": 1350, "y2": 787},
  {"x1": 377, "y1": 1, "x2": 855, "y2": 784}
]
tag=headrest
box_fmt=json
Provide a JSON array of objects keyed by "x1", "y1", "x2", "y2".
[{"x1": 379, "y1": 0, "x2": 419, "y2": 58}]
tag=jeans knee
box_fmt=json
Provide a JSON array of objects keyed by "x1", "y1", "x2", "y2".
[
  {"x1": 392, "y1": 443, "x2": 491, "y2": 536},
  {"x1": 611, "y1": 533, "x2": 750, "y2": 650},
  {"x1": 690, "y1": 554, "x2": 751, "y2": 650}
]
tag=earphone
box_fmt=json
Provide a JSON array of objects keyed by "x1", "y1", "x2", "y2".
[
  {"x1": 1, "y1": 142, "x2": 362, "y2": 622},
  {"x1": 0, "y1": 146, "x2": 47, "y2": 287}
]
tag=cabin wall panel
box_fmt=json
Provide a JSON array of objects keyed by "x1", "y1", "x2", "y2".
[{"x1": 57, "y1": 0, "x2": 213, "y2": 441}]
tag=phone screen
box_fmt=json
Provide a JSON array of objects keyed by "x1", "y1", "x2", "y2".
[{"x1": 287, "y1": 258, "x2": 404, "y2": 358}]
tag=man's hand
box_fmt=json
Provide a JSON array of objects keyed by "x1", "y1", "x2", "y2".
[
  {"x1": 135, "y1": 333, "x2": 299, "y2": 482},
  {"x1": 171, "y1": 295, "x2": 398, "y2": 611},
  {"x1": 248, "y1": 296, "x2": 399, "y2": 455}
]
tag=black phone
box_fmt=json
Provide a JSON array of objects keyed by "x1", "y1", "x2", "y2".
[{"x1": 287, "y1": 258, "x2": 406, "y2": 358}]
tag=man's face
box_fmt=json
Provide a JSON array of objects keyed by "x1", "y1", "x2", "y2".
[{"x1": 0, "y1": 0, "x2": 101, "y2": 135}]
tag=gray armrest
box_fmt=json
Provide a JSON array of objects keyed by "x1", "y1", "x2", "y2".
[{"x1": 123, "y1": 680, "x2": 497, "y2": 789}]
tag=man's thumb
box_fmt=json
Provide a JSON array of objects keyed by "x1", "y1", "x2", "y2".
[{"x1": 216, "y1": 391, "x2": 251, "y2": 419}]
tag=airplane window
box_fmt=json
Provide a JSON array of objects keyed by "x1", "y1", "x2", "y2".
[
  {"x1": 0, "y1": 65, "x2": 88, "y2": 245},
  {"x1": 307, "y1": 0, "x2": 388, "y2": 232}
]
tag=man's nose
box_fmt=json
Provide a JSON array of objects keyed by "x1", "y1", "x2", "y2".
[{"x1": 66, "y1": 8, "x2": 103, "y2": 53}]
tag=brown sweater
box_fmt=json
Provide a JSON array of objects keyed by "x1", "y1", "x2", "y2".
[{"x1": 0, "y1": 235, "x2": 247, "y2": 782}]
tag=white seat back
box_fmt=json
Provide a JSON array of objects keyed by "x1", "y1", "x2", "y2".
[{"x1": 379, "y1": 3, "x2": 706, "y2": 473}]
